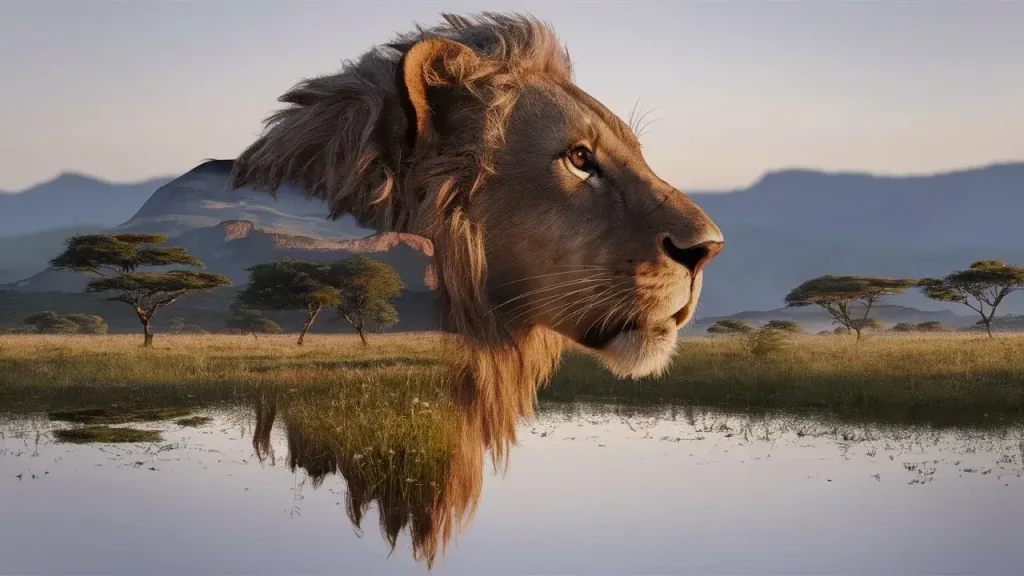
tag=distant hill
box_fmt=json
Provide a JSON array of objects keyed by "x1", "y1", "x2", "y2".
[
  {"x1": 0, "y1": 173, "x2": 172, "y2": 237},
  {"x1": 0, "y1": 225, "x2": 105, "y2": 284},
  {"x1": 7, "y1": 161, "x2": 434, "y2": 294},
  {"x1": 690, "y1": 162, "x2": 1024, "y2": 316},
  {"x1": 115, "y1": 160, "x2": 373, "y2": 239}
]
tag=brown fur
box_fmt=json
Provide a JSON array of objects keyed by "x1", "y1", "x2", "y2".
[{"x1": 233, "y1": 13, "x2": 721, "y2": 464}]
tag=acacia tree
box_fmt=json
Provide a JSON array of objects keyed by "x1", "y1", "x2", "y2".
[
  {"x1": 50, "y1": 234, "x2": 229, "y2": 346},
  {"x1": 785, "y1": 275, "x2": 916, "y2": 341},
  {"x1": 332, "y1": 256, "x2": 403, "y2": 346},
  {"x1": 921, "y1": 260, "x2": 1024, "y2": 338},
  {"x1": 706, "y1": 319, "x2": 753, "y2": 335},
  {"x1": 237, "y1": 260, "x2": 340, "y2": 346}
]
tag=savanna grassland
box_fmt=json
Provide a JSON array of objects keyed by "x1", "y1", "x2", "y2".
[{"x1": 2, "y1": 332, "x2": 1024, "y2": 425}]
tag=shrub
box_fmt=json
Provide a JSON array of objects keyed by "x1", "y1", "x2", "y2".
[
  {"x1": 64, "y1": 314, "x2": 108, "y2": 334},
  {"x1": 169, "y1": 317, "x2": 207, "y2": 335},
  {"x1": 707, "y1": 319, "x2": 754, "y2": 335},
  {"x1": 24, "y1": 311, "x2": 81, "y2": 334},
  {"x1": 762, "y1": 320, "x2": 802, "y2": 333},
  {"x1": 745, "y1": 327, "x2": 789, "y2": 357}
]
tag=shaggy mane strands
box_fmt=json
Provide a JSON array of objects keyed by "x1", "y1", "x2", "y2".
[{"x1": 234, "y1": 12, "x2": 577, "y2": 482}]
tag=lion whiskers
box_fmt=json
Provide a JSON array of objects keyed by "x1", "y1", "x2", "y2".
[{"x1": 490, "y1": 272, "x2": 612, "y2": 312}]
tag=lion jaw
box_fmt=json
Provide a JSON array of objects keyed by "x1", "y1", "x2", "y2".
[{"x1": 592, "y1": 320, "x2": 680, "y2": 379}]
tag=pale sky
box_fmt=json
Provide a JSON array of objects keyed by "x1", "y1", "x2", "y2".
[{"x1": 1, "y1": 0, "x2": 1022, "y2": 192}]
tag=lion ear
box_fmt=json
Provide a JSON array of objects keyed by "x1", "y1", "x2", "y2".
[{"x1": 398, "y1": 37, "x2": 480, "y2": 149}]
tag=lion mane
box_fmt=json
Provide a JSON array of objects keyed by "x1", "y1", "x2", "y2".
[{"x1": 232, "y1": 13, "x2": 581, "y2": 461}]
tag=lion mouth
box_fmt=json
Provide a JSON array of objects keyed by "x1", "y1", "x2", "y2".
[
  {"x1": 577, "y1": 292, "x2": 696, "y2": 351},
  {"x1": 579, "y1": 319, "x2": 638, "y2": 350},
  {"x1": 672, "y1": 300, "x2": 694, "y2": 327},
  {"x1": 581, "y1": 303, "x2": 694, "y2": 350}
]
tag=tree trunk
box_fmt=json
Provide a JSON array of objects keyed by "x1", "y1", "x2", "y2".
[
  {"x1": 984, "y1": 319, "x2": 993, "y2": 338},
  {"x1": 143, "y1": 319, "x2": 154, "y2": 348},
  {"x1": 854, "y1": 327, "x2": 862, "y2": 342},
  {"x1": 356, "y1": 323, "x2": 368, "y2": 347},
  {"x1": 298, "y1": 306, "x2": 321, "y2": 346}
]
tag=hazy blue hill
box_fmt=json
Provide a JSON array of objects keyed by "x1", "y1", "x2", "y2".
[
  {"x1": 0, "y1": 225, "x2": 105, "y2": 283},
  {"x1": 0, "y1": 173, "x2": 172, "y2": 237},
  {"x1": 694, "y1": 162, "x2": 1024, "y2": 249},
  {"x1": 689, "y1": 162, "x2": 1024, "y2": 316}
]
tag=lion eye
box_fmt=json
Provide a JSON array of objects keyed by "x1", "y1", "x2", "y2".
[{"x1": 564, "y1": 145, "x2": 598, "y2": 181}]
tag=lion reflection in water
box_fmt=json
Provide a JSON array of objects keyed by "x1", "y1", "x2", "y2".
[{"x1": 252, "y1": 392, "x2": 486, "y2": 569}]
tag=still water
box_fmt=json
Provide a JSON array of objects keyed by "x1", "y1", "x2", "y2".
[{"x1": 2, "y1": 404, "x2": 1023, "y2": 575}]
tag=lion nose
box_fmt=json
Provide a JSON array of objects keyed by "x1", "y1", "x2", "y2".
[{"x1": 661, "y1": 237, "x2": 723, "y2": 274}]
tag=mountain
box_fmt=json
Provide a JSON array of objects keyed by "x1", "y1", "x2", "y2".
[
  {"x1": 689, "y1": 162, "x2": 1024, "y2": 316},
  {"x1": 7, "y1": 161, "x2": 435, "y2": 294},
  {"x1": 115, "y1": 160, "x2": 373, "y2": 239},
  {"x1": 0, "y1": 173, "x2": 172, "y2": 237}
]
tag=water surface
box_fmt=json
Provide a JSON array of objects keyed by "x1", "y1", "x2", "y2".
[{"x1": 2, "y1": 404, "x2": 1022, "y2": 574}]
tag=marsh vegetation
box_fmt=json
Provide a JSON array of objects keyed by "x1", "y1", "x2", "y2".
[{"x1": 52, "y1": 425, "x2": 162, "y2": 444}]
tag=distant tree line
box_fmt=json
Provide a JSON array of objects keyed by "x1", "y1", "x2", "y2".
[
  {"x1": 706, "y1": 260, "x2": 1024, "y2": 340},
  {"x1": 783, "y1": 260, "x2": 1024, "y2": 340},
  {"x1": 22, "y1": 311, "x2": 108, "y2": 334},
  {"x1": 238, "y1": 255, "x2": 403, "y2": 346},
  {"x1": 17, "y1": 233, "x2": 1024, "y2": 345},
  {"x1": 39, "y1": 233, "x2": 404, "y2": 347}
]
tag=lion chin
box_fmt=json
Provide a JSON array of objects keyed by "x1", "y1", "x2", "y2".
[
  {"x1": 594, "y1": 321, "x2": 680, "y2": 379},
  {"x1": 585, "y1": 292, "x2": 699, "y2": 379}
]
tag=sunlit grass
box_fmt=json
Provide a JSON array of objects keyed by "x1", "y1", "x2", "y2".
[
  {"x1": 543, "y1": 332, "x2": 1024, "y2": 424},
  {"x1": 2, "y1": 331, "x2": 1024, "y2": 425},
  {"x1": 0, "y1": 333, "x2": 444, "y2": 413}
]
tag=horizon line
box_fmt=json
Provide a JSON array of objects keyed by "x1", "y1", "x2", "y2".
[{"x1": 3, "y1": 158, "x2": 1023, "y2": 196}]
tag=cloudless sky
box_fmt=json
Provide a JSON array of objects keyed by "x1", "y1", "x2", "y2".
[{"x1": 1, "y1": 0, "x2": 1021, "y2": 192}]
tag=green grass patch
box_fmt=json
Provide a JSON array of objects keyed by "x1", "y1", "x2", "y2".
[
  {"x1": 53, "y1": 425, "x2": 163, "y2": 444},
  {"x1": 174, "y1": 415, "x2": 213, "y2": 427},
  {"x1": 48, "y1": 407, "x2": 192, "y2": 425}
]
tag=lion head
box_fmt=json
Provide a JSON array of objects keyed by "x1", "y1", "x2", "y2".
[{"x1": 231, "y1": 13, "x2": 722, "y2": 451}]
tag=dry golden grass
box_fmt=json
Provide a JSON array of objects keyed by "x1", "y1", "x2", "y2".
[
  {"x1": 545, "y1": 332, "x2": 1024, "y2": 424},
  {"x1": 2, "y1": 331, "x2": 1023, "y2": 424},
  {"x1": 0, "y1": 332, "x2": 446, "y2": 413}
]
